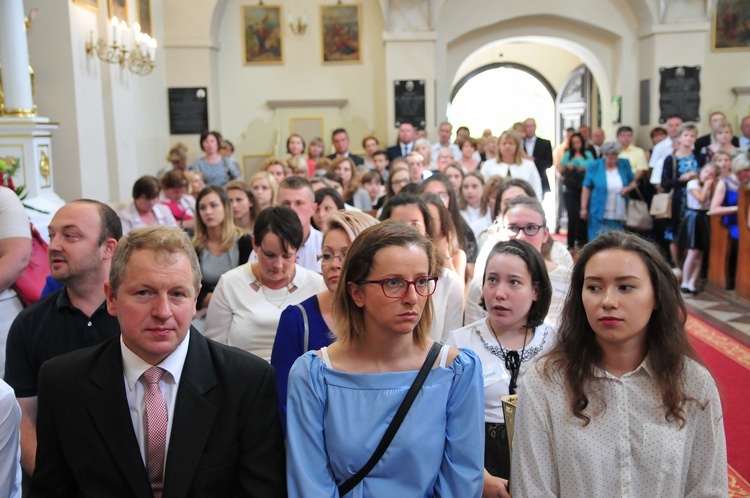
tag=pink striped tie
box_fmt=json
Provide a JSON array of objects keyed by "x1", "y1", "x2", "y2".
[{"x1": 142, "y1": 367, "x2": 168, "y2": 498}]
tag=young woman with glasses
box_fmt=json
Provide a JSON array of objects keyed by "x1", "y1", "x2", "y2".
[
  {"x1": 286, "y1": 221, "x2": 484, "y2": 496},
  {"x1": 271, "y1": 211, "x2": 379, "y2": 431},
  {"x1": 447, "y1": 239, "x2": 554, "y2": 498},
  {"x1": 380, "y1": 193, "x2": 465, "y2": 341},
  {"x1": 465, "y1": 197, "x2": 572, "y2": 329}
]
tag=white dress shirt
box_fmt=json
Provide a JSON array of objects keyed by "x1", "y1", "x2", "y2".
[
  {"x1": 649, "y1": 136, "x2": 674, "y2": 184},
  {"x1": 121, "y1": 330, "x2": 190, "y2": 468},
  {"x1": 511, "y1": 357, "x2": 728, "y2": 498},
  {"x1": 296, "y1": 227, "x2": 323, "y2": 274},
  {"x1": 431, "y1": 142, "x2": 462, "y2": 162},
  {"x1": 523, "y1": 136, "x2": 537, "y2": 157},
  {"x1": 0, "y1": 379, "x2": 21, "y2": 498}
]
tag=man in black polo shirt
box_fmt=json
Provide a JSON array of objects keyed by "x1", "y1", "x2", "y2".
[{"x1": 4, "y1": 199, "x2": 122, "y2": 477}]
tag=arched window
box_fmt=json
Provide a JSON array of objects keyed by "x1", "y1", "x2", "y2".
[{"x1": 447, "y1": 63, "x2": 556, "y2": 143}]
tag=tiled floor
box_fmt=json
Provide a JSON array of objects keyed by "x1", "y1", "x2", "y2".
[{"x1": 685, "y1": 288, "x2": 750, "y2": 346}]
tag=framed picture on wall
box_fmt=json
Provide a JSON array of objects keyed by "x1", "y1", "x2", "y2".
[
  {"x1": 320, "y1": 4, "x2": 361, "y2": 64},
  {"x1": 107, "y1": 0, "x2": 128, "y2": 22},
  {"x1": 712, "y1": 0, "x2": 750, "y2": 51},
  {"x1": 242, "y1": 5, "x2": 283, "y2": 65},
  {"x1": 137, "y1": 0, "x2": 152, "y2": 35},
  {"x1": 72, "y1": 0, "x2": 98, "y2": 12}
]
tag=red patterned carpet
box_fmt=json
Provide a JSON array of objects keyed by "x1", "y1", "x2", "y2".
[{"x1": 687, "y1": 315, "x2": 750, "y2": 497}]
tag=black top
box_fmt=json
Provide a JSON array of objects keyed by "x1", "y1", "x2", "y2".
[{"x1": 4, "y1": 288, "x2": 120, "y2": 398}]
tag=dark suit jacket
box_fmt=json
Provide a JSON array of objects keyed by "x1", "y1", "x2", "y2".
[
  {"x1": 530, "y1": 137, "x2": 553, "y2": 194},
  {"x1": 386, "y1": 142, "x2": 414, "y2": 161},
  {"x1": 31, "y1": 329, "x2": 286, "y2": 498},
  {"x1": 695, "y1": 134, "x2": 740, "y2": 152},
  {"x1": 326, "y1": 152, "x2": 364, "y2": 166}
]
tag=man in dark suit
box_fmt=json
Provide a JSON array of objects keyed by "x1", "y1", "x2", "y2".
[
  {"x1": 31, "y1": 226, "x2": 286, "y2": 497},
  {"x1": 327, "y1": 128, "x2": 364, "y2": 166},
  {"x1": 386, "y1": 122, "x2": 416, "y2": 161},
  {"x1": 523, "y1": 118, "x2": 554, "y2": 195},
  {"x1": 694, "y1": 111, "x2": 740, "y2": 151}
]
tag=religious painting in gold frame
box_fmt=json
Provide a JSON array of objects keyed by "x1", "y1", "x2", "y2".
[
  {"x1": 320, "y1": 4, "x2": 361, "y2": 64},
  {"x1": 107, "y1": 0, "x2": 128, "y2": 22},
  {"x1": 242, "y1": 5, "x2": 284, "y2": 65},
  {"x1": 72, "y1": 0, "x2": 98, "y2": 12},
  {"x1": 137, "y1": 0, "x2": 152, "y2": 36},
  {"x1": 712, "y1": 0, "x2": 750, "y2": 51}
]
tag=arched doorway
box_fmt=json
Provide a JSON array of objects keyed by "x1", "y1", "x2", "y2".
[{"x1": 447, "y1": 63, "x2": 556, "y2": 140}]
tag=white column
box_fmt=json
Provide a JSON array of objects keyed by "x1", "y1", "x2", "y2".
[{"x1": 0, "y1": 0, "x2": 35, "y2": 115}]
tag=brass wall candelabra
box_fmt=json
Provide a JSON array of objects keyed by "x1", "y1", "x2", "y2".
[{"x1": 85, "y1": 18, "x2": 156, "y2": 77}]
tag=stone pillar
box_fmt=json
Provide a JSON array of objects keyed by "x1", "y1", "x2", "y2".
[{"x1": 0, "y1": 0, "x2": 35, "y2": 116}]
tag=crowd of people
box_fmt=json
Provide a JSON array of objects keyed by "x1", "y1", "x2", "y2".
[{"x1": 0, "y1": 113, "x2": 746, "y2": 496}]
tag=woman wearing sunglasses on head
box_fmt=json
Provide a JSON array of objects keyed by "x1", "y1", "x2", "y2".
[
  {"x1": 286, "y1": 221, "x2": 484, "y2": 497},
  {"x1": 271, "y1": 211, "x2": 379, "y2": 431},
  {"x1": 447, "y1": 239, "x2": 553, "y2": 498}
]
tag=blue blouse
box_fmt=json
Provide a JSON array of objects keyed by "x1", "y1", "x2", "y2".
[
  {"x1": 286, "y1": 349, "x2": 485, "y2": 497},
  {"x1": 271, "y1": 295, "x2": 333, "y2": 430}
]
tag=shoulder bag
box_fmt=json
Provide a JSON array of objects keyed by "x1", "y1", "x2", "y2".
[
  {"x1": 12, "y1": 223, "x2": 51, "y2": 307},
  {"x1": 337, "y1": 341, "x2": 443, "y2": 496},
  {"x1": 625, "y1": 185, "x2": 653, "y2": 231},
  {"x1": 649, "y1": 154, "x2": 675, "y2": 219}
]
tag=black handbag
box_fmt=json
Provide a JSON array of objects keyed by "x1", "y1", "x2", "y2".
[{"x1": 338, "y1": 342, "x2": 443, "y2": 496}]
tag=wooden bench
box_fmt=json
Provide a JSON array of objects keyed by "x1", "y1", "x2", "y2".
[
  {"x1": 707, "y1": 214, "x2": 730, "y2": 290},
  {"x1": 737, "y1": 188, "x2": 750, "y2": 300}
]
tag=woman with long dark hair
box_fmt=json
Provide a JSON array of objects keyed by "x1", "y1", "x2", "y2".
[
  {"x1": 511, "y1": 230, "x2": 726, "y2": 496},
  {"x1": 558, "y1": 132, "x2": 593, "y2": 248}
]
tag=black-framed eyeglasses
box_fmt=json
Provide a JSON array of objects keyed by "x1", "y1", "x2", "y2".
[
  {"x1": 356, "y1": 276, "x2": 438, "y2": 299},
  {"x1": 392, "y1": 178, "x2": 411, "y2": 186},
  {"x1": 504, "y1": 224, "x2": 544, "y2": 237},
  {"x1": 317, "y1": 253, "x2": 346, "y2": 264}
]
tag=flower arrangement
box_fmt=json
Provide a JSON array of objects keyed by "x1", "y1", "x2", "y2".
[{"x1": 0, "y1": 156, "x2": 26, "y2": 199}]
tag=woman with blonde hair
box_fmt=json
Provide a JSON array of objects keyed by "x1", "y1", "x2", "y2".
[
  {"x1": 272, "y1": 210, "x2": 379, "y2": 429},
  {"x1": 482, "y1": 131, "x2": 543, "y2": 199},
  {"x1": 249, "y1": 170, "x2": 278, "y2": 212},
  {"x1": 701, "y1": 120, "x2": 737, "y2": 161},
  {"x1": 286, "y1": 221, "x2": 484, "y2": 496},
  {"x1": 263, "y1": 157, "x2": 289, "y2": 186},
  {"x1": 193, "y1": 186, "x2": 253, "y2": 314}
]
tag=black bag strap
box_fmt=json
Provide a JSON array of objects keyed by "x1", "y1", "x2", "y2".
[{"x1": 338, "y1": 342, "x2": 444, "y2": 496}]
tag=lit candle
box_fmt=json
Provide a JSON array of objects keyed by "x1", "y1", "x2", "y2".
[
  {"x1": 149, "y1": 39, "x2": 156, "y2": 62},
  {"x1": 89, "y1": 30, "x2": 94, "y2": 47},
  {"x1": 119, "y1": 21, "x2": 128, "y2": 46},
  {"x1": 110, "y1": 16, "x2": 118, "y2": 44},
  {"x1": 134, "y1": 22, "x2": 141, "y2": 46}
]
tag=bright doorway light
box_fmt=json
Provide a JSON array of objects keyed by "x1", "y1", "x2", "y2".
[{"x1": 447, "y1": 66, "x2": 556, "y2": 144}]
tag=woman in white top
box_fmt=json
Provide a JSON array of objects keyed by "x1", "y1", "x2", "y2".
[
  {"x1": 466, "y1": 196, "x2": 572, "y2": 329},
  {"x1": 414, "y1": 137, "x2": 437, "y2": 171},
  {"x1": 460, "y1": 171, "x2": 493, "y2": 240},
  {"x1": 379, "y1": 193, "x2": 464, "y2": 342},
  {"x1": 481, "y1": 131, "x2": 543, "y2": 200},
  {"x1": 204, "y1": 206, "x2": 325, "y2": 361},
  {"x1": 511, "y1": 230, "x2": 726, "y2": 497},
  {"x1": 118, "y1": 176, "x2": 177, "y2": 234},
  {"x1": 448, "y1": 239, "x2": 555, "y2": 498}
]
